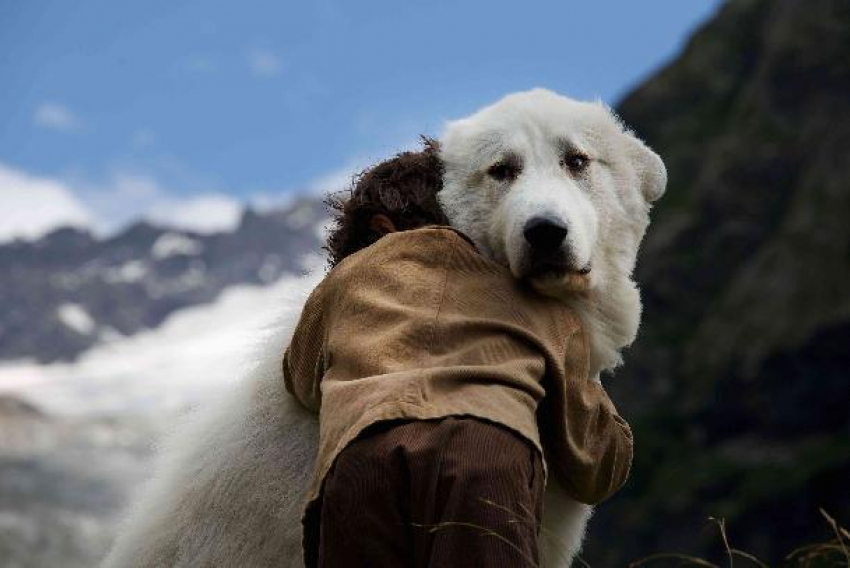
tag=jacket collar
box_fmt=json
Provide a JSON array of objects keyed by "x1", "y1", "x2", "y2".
[{"x1": 418, "y1": 224, "x2": 481, "y2": 254}]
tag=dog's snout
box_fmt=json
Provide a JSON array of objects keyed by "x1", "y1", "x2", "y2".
[{"x1": 523, "y1": 216, "x2": 568, "y2": 253}]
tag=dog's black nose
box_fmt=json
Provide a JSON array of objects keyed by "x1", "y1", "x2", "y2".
[{"x1": 523, "y1": 216, "x2": 568, "y2": 252}]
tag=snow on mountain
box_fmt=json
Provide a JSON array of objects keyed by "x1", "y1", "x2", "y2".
[
  {"x1": 0, "y1": 198, "x2": 330, "y2": 362},
  {"x1": 103, "y1": 259, "x2": 149, "y2": 284},
  {"x1": 0, "y1": 254, "x2": 325, "y2": 418},
  {"x1": 150, "y1": 232, "x2": 204, "y2": 259},
  {"x1": 55, "y1": 303, "x2": 96, "y2": 336}
]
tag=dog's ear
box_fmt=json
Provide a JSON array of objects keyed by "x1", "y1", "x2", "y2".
[{"x1": 623, "y1": 133, "x2": 667, "y2": 203}]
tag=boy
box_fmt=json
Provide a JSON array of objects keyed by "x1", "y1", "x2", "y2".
[{"x1": 283, "y1": 145, "x2": 632, "y2": 567}]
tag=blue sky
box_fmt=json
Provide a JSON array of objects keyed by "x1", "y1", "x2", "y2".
[{"x1": 0, "y1": 0, "x2": 721, "y2": 239}]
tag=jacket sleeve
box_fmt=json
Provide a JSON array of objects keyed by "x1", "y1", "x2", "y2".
[
  {"x1": 539, "y1": 332, "x2": 634, "y2": 505},
  {"x1": 282, "y1": 278, "x2": 330, "y2": 414}
]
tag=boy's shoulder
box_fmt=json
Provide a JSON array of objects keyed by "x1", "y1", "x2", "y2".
[
  {"x1": 312, "y1": 224, "x2": 583, "y2": 344},
  {"x1": 380, "y1": 224, "x2": 478, "y2": 251},
  {"x1": 411, "y1": 225, "x2": 479, "y2": 251},
  {"x1": 332, "y1": 225, "x2": 483, "y2": 273},
  {"x1": 386, "y1": 225, "x2": 485, "y2": 258}
]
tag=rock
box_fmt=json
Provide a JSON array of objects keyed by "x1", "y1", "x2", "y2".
[{"x1": 586, "y1": 0, "x2": 850, "y2": 563}]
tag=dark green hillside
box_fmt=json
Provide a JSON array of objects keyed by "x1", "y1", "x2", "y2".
[{"x1": 587, "y1": 0, "x2": 850, "y2": 563}]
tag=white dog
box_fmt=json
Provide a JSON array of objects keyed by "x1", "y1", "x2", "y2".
[{"x1": 103, "y1": 88, "x2": 665, "y2": 568}]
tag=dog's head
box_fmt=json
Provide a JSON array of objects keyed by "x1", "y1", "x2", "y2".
[{"x1": 438, "y1": 88, "x2": 666, "y2": 297}]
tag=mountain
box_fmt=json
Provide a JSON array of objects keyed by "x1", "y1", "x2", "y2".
[
  {"x1": 0, "y1": 198, "x2": 329, "y2": 362},
  {"x1": 584, "y1": 0, "x2": 850, "y2": 563}
]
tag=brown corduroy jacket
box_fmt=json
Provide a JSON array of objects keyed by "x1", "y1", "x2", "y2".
[{"x1": 283, "y1": 225, "x2": 633, "y2": 509}]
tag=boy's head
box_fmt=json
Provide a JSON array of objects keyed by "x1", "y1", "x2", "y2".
[{"x1": 324, "y1": 137, "x2": 449, "y2": 267}]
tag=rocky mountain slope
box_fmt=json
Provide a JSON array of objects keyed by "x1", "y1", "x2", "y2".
[
  {"x1": 586, "y1": 0, "x2": 850, "y2": 563},
  {"x1": 0, "y1": 198, "x2": 327, "y2": 362}
]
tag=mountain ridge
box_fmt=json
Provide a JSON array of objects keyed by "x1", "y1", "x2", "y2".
[{"x1": 0, "y1": 198, "x2": 329, "y2": 362}]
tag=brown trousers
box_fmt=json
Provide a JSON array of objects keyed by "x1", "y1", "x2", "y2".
[{"x1": 305, "y1": 416, "x2": 545, "y2": 568}]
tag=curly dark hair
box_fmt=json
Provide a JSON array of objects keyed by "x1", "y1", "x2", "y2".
[{"x1": 323, "y1": 137, "x2": 449, "y2": 268}]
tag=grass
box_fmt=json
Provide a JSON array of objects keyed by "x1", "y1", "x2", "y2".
[
  {"x1": 412, "y1": 500, "x2": 850, "y2": 568},
  {"x1": 630, "y1": 510, "x2": 849, "y2": 568}
]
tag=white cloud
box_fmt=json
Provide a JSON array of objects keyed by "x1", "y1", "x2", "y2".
[
  {"x1": 0, "y1": 164, "x2": 246, "y2": 240},
  {"x1": 248, "y1": 159, "x2": 369, "y2": 214},
  {"x1": 75, "y1": 172, "x2": 243, "y2": 235},
  {"x1": 0, "y1": 163, "x2": 93, "y2": 243},
  {"x1": 34, "y1": 102, "x2": 83, "y2": 131},
  {"x1": 302, "y1": 140, "x2": 424, "y2": 201},
  {"x1": 249, "y1": 191, "x2": 297, "y2": 212},
  {"x1": 247, "y1": 164, "x2": 356, "y2": 214},
  {"x1": 0, "y1": 154, "x2": 371, "y2": 244},
  {"x1": 146, "y1": 193, "x2": 243, "y2": 234},
  {"x1": 77, "y1": 172, "x2": 163, "y2": 235},
  {"x1": 248, "y1": 49, "x2": 282, "y2": 77},
  {"x1": 307, "y1": 165, "x2": 356, "y2": 198}
]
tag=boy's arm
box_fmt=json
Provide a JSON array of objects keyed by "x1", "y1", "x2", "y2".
[
  {"x1": 541, "y1": 362, "x2": 634, "y2": 505},
  {"x1": 282, "y1": 279, "x2": 330, "y2": 413}
]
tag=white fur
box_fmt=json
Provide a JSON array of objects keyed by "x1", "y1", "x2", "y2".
[
  {"x1": 440, "y1": 88, "x2": 666, "y2": 377},
  {"x1": 102, "y1": 273, "x2": 321, "y2": 567},
  {"x1": 439, "y1": 88, "x2": 666, "y2": 563},
  {"x1": 104, "y1": 89, "x2": 665, "y2": 567}
]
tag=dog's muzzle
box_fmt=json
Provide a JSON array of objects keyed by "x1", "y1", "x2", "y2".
[
  {"x1": 524, "y1": 216, "x2": 569, "y2": 276},
  {"x1": 524, "y1": 215, "x2": 568, "y2": 251},
  {"x1": 522, "y1": 215, "x2": 591, "y2": 279}
]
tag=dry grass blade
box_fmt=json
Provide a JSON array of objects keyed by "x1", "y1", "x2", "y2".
[
  {"x1": 479, "y1": 497, "x2": 590, "y2": 567},
  {"x1": 410, "y1": 520, "x2": 539, "y2": 567},
  {"x1": 820, "y1": 508, "x2": 850, "y2": 565},
  {"x1": 410, "y1": 498, "x2": 591, "y2": 568},
  {"x1": 708, "y1": 517, "x2": 734, "y2": 567},
  {"x1": 411, "y1": 504, "x2": 850, "y2": 567},
  {"x1": 706, "y1": 516, "x2": 769, "y2": 568},
  {"x1": 627, "y1": 552, "x2": 721, "y2": 567},
  {"x1": 786, "y1": 542, "x2": 848, "y2": 564},
  {"x1": 729, "y1": 549, "x2": 769, "y2": 568},
  {"x1": 479, "y1": 497, "x2": 535, "y2": 522}
]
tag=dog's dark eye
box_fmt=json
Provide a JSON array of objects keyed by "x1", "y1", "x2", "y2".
[
  {"x1": 487, "y1": 162, "x2": 519, "y2": 182},
  {"x1": 563, "y1": 153, "x2": 589, "y2": 172}
]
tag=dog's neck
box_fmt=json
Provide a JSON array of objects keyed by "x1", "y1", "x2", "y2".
[{"x1": 536, "y1": 275, "x2": 642, "y2": 380}]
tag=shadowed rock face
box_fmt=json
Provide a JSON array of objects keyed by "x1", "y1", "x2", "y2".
[{"x1": 585, "y1": 0, "x2": 850, "y2": 563}]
